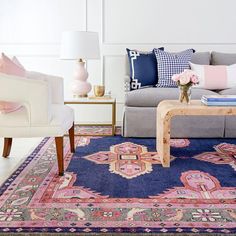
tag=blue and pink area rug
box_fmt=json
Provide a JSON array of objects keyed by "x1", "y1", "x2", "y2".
[{"x1": 0, "y1": 126, "x2": 236, "y2": 235}]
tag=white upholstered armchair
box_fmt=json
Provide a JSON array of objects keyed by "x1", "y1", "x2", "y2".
[{"x1": 0, "y1": 72, "x2": 75, "y2": 176}]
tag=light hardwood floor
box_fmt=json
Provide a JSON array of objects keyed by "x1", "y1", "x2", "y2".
[{"x1": 0, "y1": 138, "x2": 43, "y2": 185}]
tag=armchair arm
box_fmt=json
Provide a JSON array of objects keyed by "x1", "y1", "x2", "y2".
[
  {"x1": 26, "y1": 71, "x2": 64, "y2": 104},
  {"x1": 0, "y1": 73, "x2": 52, "y2": 125},
  {"x1": 124, "y1": 75, "x2": 130, "y2": 92}
]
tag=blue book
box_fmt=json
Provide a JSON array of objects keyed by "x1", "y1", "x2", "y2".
[
  {"x1": 202, "y1": 95, "x2": 236, "y2": 102},
  {"x1": 201, "y1": 98, "x2": 236, "y2": 106}
]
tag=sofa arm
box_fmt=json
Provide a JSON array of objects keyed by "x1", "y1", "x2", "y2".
[
  {"x1": 26, "y1": 71, "x2": 64, "y2": 105},
  {"x1": 124, "y1": 75, "x2": 130, "y2": 92},
  {"x1": 0, "y1": 73, "x2": 52, "y2": 125}
]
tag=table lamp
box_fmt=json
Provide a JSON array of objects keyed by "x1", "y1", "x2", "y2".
[{"x1": 60, "y1": 31, "x2": 100, "y2": 97}]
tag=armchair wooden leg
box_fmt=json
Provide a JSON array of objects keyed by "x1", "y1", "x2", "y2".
[
  {"x1": 2, "y1": 138, "x2": 12, "y2": 158},
  {"x1": 68, "y1": 123, "x2": 75, "y2": 153},
  {"x1": 55, "y1": 137, "x2": 64, "y2": 176}
]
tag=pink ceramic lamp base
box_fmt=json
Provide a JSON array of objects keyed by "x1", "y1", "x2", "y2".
[{"x1": 71, "y1": 60, "x2": 92, "y2": 97}]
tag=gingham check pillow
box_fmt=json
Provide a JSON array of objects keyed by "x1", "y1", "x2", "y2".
[{"x1": 154, "y1": 48, "x2": 195, "y2": 88}]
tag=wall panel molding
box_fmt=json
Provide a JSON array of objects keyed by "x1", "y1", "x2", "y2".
[
  {"x1": 0, "y1": 0, "x2": 87, "y2": 44},
  {"x1": 2, "y1": 43, "x2": 236, "y2": 58},
  {"x1": 0, "y1": 44, "x2": 60, "y2": 57},
  {"x1": 102, "y1": 0, "x2": 236, "y2": 45}
]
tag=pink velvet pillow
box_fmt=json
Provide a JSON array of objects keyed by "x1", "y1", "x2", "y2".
[
  {"x1": 0, "y1": 53, "x2": 25, "y2": 76},
  {"x1": 0, "y1": 101, "x2": 22, "y2": 114}
]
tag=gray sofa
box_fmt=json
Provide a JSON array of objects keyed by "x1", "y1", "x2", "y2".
[{"x1": 122, "y1": 51, "x2": 236, "y2": 138}]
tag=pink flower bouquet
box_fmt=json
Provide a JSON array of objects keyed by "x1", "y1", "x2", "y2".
[{"x1": 172, "y1": 70, "x2": 199, "y2": 103}]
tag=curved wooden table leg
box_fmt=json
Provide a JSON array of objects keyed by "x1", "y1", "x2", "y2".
[
  {"x1": 2, "y1": 138, "x2": 12, "y2": 158},
  {"x1": 157, "y1": 112, "x2": 171, "y2": 167}
]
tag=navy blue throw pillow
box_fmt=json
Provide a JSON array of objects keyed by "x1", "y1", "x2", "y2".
[{"x1": 126, "y1": 48, "x2": 164, "y2": 90}]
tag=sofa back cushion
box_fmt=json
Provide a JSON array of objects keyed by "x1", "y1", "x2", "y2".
[
  {"x1": 126, "y1": 48, "x2": 164, "y2": 90},
  {"x1": 154, "y1": 48, "x2": 195, "y2": 88},
  {"x1": 125, "y1": 87, "x2": 217, "y2": 107},
  {"x1": 191, "y1": 52, "x2": 210, "y2": 65},
  {"x1": 211, "y1": 51, "x2": 236, "y2": 65},
  {"x1": 190, "y1": 62, "x2": 236, "y2": 90}
]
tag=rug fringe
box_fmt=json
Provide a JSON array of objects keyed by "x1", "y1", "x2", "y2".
[{"x1": 0, "y1": 233, "x2": 235, "y2": 236}]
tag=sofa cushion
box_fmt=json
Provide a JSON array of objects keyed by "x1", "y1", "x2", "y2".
[
  {"x1": 211, "y1": 51, "x2": 236, "y2": 65},
  {"x1": 125, "y1": 87, "x2": 218, "y2": 107},
  {"x1": 126, "y1": 48, "x2": 164, "y2": 90},
  {"x1": 218, "y1": 87, "x2": 236, "y2": 95},
  {"x1": 154, "y1": 48, "x2": 195, "y2": 88},
  {"x1": 191, "y1": 52, "x2": 210, "y2": 65}
]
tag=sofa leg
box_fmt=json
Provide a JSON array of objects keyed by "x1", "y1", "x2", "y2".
[
  {"x1": 2, "y1": 138, "x2": 12, "y2": 158},
  {"x1": 68, "y1": 123, "x2": 75, "y2": 153},
  {"x1": 55, "y1": 137, "x2": 64, "y2": 176}
]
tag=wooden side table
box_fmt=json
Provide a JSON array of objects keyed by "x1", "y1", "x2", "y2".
[
  {"x1": 64, "y1": 97, "x2": 116, "y2": 136},
  {"x1": 156, "y1": 100, "x2": 236, "y2": 167}
]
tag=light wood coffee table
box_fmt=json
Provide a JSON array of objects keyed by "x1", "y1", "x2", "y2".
[{"x1": 156, "y1": 100, "x2": 236, "y2": 167}]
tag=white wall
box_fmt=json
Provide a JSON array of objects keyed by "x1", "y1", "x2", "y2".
[{"x1": 1, "y1": 0, "x2": 236, "y2": 125}]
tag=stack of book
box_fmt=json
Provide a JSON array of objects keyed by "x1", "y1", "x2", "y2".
[{"x1": 201, "y1": 95, "x2": 236, "y2": 106}]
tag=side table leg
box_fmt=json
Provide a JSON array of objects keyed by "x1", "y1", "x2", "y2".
[
  {"x1": 157, "y1": 112, "x2": 171, "y2": 167},
  {"x1": 112, "y1": 102, "x2": 116, "y2": 136}
]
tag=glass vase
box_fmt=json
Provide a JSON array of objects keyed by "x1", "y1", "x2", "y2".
[{"x1": 179, "y1": 86, "x2": 191, "y2": 104}]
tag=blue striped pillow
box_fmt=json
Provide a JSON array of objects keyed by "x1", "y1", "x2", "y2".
[{"x1": 153, "y1": 48, "x2": 195, "y2": 88}]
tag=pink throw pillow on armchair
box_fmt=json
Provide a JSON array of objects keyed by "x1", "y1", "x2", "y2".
[
  {"x1": 0, "y1": 54, "x2": 25, "y2": 114},
  {"x1": 0, "y1": 53, "x2": 25, "y2": 77},
  {"x1": 0, "y1": 101, "x2": 22, "y2": 114}
]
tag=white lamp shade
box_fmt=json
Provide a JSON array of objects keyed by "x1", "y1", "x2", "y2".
[{"x1": 60, "y1": 31, "x2": 100, "y2": 60}]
